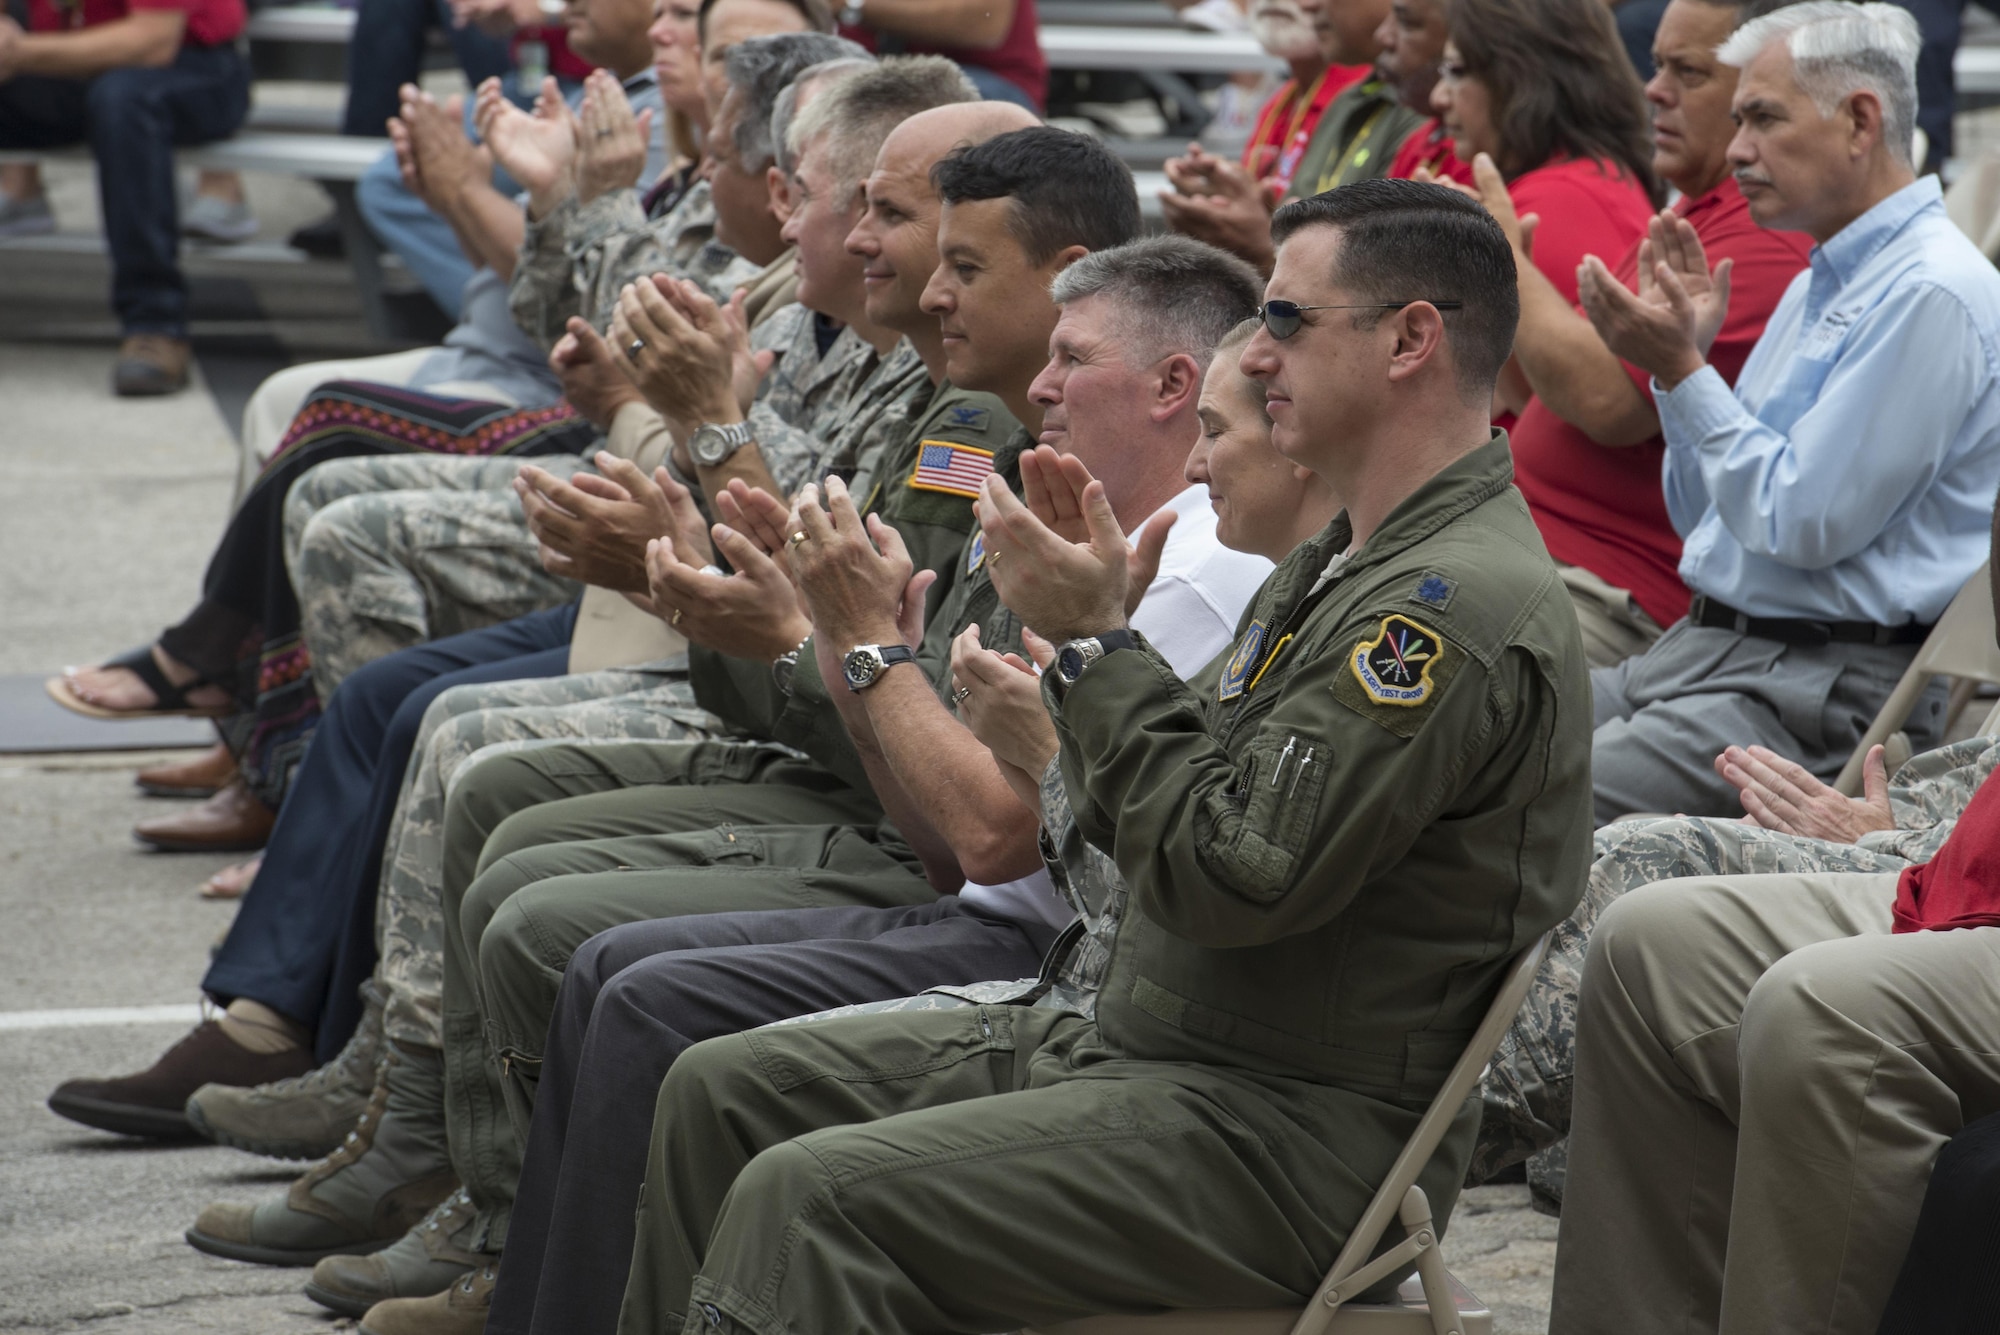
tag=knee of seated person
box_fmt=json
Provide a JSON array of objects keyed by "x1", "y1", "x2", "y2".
[
  {"x1": 661, "y1": 1034, "x2": 767, "y2": 1119},
  {"x1": 298, "y1": 494, "x2": 371, "y2": 558},
  {"x1": 1739, "y1": 935, "x2": 1892, "y2": 1072},
  {"x1": 459, "y1": 861, "x2": 527, "y2": 965},
  {"x1": 84, "y1": 67, "x2": 156, "y2": 122},
  {"x1": 475, "y1": 792, "x2": 572, "y2": 875}
]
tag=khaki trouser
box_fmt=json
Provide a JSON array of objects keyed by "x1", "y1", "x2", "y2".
[
  {"x1": 1551, "y1": 872, "x2": 2000, "y2": 1335},
  {"x1": 1557, "y1": 563, "x2": 1663, "y2": 670}
]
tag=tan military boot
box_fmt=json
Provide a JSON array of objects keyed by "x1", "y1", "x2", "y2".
[
  {"x1": 304, "y1": 1188, "x2": 489, "y2": 1317},
  {"x1": 187, "y1": 979, "x2": 387, "y2": 1161},
  {"x1": 359, "y1": 1259, "x2": 497, "y2": 1335}
]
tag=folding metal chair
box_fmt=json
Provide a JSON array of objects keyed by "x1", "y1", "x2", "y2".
[
  {"x1": 1027, "y1": 932, "x2": 1554, "y2": 1335},
  {"x1": 1834, "y1": 562, "x2": 2000, "y2": 796}
]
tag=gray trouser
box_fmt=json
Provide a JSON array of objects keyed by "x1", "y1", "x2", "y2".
[
  {"x1": 1550, "y1": 872, "x2": 2000, "y2": 1335},
  {"x1": 1590, "y1": 619, "x2": 1938, "y2": 824},
  {"x1": 1558, "y1": 562, "x2": 1663, "y2": 670}
]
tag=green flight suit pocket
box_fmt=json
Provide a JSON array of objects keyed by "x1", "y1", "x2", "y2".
[
  {"x1": 1225, "y1": 726, "x2": 1333, "y2": 900},
  {"x1": 747, "y1": 1006, "x2": 1018, "y2": 1092}
]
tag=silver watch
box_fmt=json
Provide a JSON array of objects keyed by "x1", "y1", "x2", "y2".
[
  {"x1": 689, "y1": 419, "x2": 755, "y2": 468},
  {"x1": 771, "y1": 632, "x2": 812, "y2": 697}
]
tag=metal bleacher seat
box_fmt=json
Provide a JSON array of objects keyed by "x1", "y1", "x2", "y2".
[{"x1": 1023, "y1": 932, "x2": 1555, "y2": 1335}]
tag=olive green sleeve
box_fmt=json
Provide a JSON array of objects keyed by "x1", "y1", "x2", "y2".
[{"x1": 1050, "y1": 609, "x2": 1540, "y2": 948}]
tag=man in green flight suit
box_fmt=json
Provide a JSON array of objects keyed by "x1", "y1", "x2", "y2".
[{"x1": 610, "y1": 177, "x2": 1594, "y2": 1334}]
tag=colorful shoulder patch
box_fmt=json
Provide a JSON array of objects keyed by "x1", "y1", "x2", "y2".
[
  {"x1": 908, "y1": 441, "x2": 996, "y2": 499},
  {"x1": 1218, "y1": 621, "x2": 1266, "y2": 702},
  {"x1": 1329, "y1": 614, "x2": 1465, "y2": 737}
]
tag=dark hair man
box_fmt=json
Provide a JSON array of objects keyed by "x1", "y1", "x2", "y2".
[{"x1": 603, "y1": 178, "x2": 1592, "y2": 1335}]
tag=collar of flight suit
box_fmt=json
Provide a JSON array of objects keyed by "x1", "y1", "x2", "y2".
[{"x1": 1314, "y1": 431, "x2": 1516, "y2": 592}]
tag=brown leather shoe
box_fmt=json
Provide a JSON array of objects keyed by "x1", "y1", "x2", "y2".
[
  {"x1": 112, "y1": 334, "x2": 191, "y2": 396},
  {"x1": 137, "y1": 743, "x2": 238, "y2": 799},
  {"x1": 358, "y1": 1261, "x2": 495, "y2": 1335},
  {"x1": 134, "y1": 778, "x2": 274, "y2": 852},
  {"x1": 48, "y1": 1021, "x2": 312, "y2": 1140}
]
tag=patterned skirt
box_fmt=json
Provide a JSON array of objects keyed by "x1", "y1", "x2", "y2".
[{"x1": 157, "y1": 383, "x2": 598, "y2": 809}]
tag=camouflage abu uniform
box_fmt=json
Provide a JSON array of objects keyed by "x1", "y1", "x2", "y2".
[
  {"x1": 370, "y1": 320, "x2": 903, "y2": 1057},
  {"x1": 508, "y1": 175, "x2": 756, "y2": 352},
  {"x1": 1474, "y1": 733, "x2": 2000, "y2": 1212},
  {"x1": 283, "y1": 301, "x2": 846, "y2": 696}
]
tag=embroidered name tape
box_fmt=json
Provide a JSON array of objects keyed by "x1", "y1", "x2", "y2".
[
  {"x1": 1350, "y1": 615, "x2": 1444, "y2": 706},
  {"x1": 909, "y1": 441, "x2": 996, "y2": 498},
  {"x1": 1219, "y1": 621, "x2": 1266, "y2": 701}
]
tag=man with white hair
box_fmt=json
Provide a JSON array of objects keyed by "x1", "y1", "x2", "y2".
[
  {"x1": 1548, "y1": 16, "x2": 2000, "y2": 1331},
  {"x1": 1576, "y1": 0, "x2": 2000, "y2": 823}
]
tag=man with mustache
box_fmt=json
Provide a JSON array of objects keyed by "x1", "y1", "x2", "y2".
[{"x1": 1577, "y1": 0, "x2": 2000, "y2": 825}]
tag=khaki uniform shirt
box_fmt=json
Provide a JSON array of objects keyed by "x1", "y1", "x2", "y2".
[{"x1": 1051, "y1": 436, "x2": 1593, "y2": 1104}]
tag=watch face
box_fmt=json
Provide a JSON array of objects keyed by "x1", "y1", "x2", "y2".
[
  {"x1": 1057, "y1": 645, "x2": 1087, "y2": 685},
  {"x1": 772, "y1": 655, "x2": 796, "y2": 696},
  {"x1": 690, "y1": 426, "x2": 725, "y2": 466},
  {"x1": 842, "y1": 648, "x2": 881, "y2": 689}
]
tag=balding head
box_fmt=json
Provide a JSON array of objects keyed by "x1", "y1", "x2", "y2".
[{"x1": 846, "y1": 101, "x2": 1040, "y2": 339}]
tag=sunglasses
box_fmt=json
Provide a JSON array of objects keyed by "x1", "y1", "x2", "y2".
[{"x1": 1257, "y1": 299, "x2": 1464, "y2": 341}]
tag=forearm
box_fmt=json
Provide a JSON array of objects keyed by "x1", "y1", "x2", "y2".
[
  {"x1": 439, "y1": 181, "x2": 528, "y2": 280},
  {"x1": 1514, "y1": 275, "x2": 1659, "y2": 446},
  {"x1": 861, "y1": 670, "x2": 1043, "y2": 882},
  {"x1": 857, "y1": 0, "x2": 1014, "y2": 48},
  {"x1": 831, "y1": 681, "x2": 964, "y2": 889},
  {"x1": 15, "y1": 18, "x2": 181, "y2": 76}
]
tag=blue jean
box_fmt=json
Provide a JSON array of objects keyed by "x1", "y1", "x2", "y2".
[
  {"x1": 0, "y1": 41, "x2": 249, "y2": 336},
  {"x1": 342, "y1": 0, "x2": 514, "y2": 137},
  {"x1": 203, "y1": 603, "x2": 579, "y2": 1062}
]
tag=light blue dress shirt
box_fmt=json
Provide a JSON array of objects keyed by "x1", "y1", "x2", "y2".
[{"x1": 1656, "y1": 175, "x2": 2000, "y2": 624}]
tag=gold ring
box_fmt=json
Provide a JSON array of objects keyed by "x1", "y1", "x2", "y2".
[
  {"x1": 986, "y1": 549, "x2": 1001, "y2": 566},
  {"x1": 786, "y1": 531, "x2": 810, "y2": 548},
  {"x1": 670, "y1": 608, "x2": 684, "y2": 627}
]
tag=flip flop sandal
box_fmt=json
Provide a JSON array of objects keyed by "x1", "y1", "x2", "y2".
[{"x1": 44, "y1": 645, "x2": 233, "y2": 721}]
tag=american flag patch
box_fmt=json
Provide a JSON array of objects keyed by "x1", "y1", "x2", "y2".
[{"x1": 908, "y1": 441, "x2": 996, "y2": 498}]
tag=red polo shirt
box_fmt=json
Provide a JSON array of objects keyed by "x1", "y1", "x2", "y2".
[
  {"x1": 28, "y1": 0, "x2": 243, "y2": 46},
  {"x1": 841, "y1": 0, "x2": 1047, "y2": 109},
  {"x1": 1893, "y1": 768, "x2": 2000, "y2": 933},
  {"x1": 1243, "y1": 64, "x2": 1370, "y2": 196},
  {"x1": 1387, "y1": 117, "x2": 1473, "y2": 185},
  {"x1": 1509, "y1": 177, "x2": 1813, "y2": 628}
]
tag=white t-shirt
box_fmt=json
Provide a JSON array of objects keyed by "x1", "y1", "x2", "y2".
[{"x1": 960, "y1": 484, "x2": 1273, "y2": 928}]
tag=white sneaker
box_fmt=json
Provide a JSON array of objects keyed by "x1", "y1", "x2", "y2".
[
  {"x1": 182, "y1": 194, "x2": 259, "y2": 243},
  {"x1": 0, "y1": 191, "x2": 56, "y2": 239}
]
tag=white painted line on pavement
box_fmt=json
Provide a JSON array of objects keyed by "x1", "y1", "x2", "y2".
[{"x1": 0, "y1": 1003, "x2": 203, "y2": 1031}]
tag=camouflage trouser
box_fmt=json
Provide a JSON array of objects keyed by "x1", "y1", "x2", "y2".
[
  {"x1": 284, "y1": 454, "x2": 587, "y2": 697},
  {"x1": 1471, "y1": 815, "x2": 1919, "y2": 1212},
  {"x1": 373, "y1": 663, "x2": 729, "y2": 1052}
]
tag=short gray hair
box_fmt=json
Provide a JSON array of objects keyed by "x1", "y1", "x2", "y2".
[
  {"x1": 1718, "y1": 0, "x2": 1920, "y2": 166},
  {"x1": 724, "y1": 33, "x2": 868, "y2": 172},
  {"x1": 1048, "y1": 235, "x2": 1263, "y2": 367},
  {"x1": 771, "y1": 56, "x2": 876, "y2": 178},
  {"x1": 787, "y1": 55, "x2": 980, "y2": 202}
]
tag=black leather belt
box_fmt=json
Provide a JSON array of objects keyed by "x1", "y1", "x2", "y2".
[{"x1": 1687, "y1": 594, "x2": 1932, "y2": 647}]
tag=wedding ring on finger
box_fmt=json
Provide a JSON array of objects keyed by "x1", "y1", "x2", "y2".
[
  {"x1": 626, "y1": 338, "x2": 646, "y2": 360},
  {"x1": 670, "y1": 608, "x2": 684, "y2": 627},
  {"x1": 786, "y1": 531, "x2": 810, "y2": 549},
  {"x1": 951, "y1": 684, "x2": 972, "y2": 704}
]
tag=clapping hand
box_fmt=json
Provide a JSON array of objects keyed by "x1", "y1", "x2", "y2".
[
  {"x1": 392, "y1": 87, "x2": 491, "y2": 215},
  {"x1": 950, "y1": 624, "x2": 1059, "y2": 808},
  {"x1": 474, "y1": 75, "x2": 577, "y2": 216},
  {"x1": 514, "y1": 449, "x2": 713, "y2": 592},
  {"x1": 574, "y1": 70, "x2": 654, "y2": 204},
  {"x1": 788, "y1": 477, "x2": 924, "y2": 652},
  {"x1": 976, "y1": 446, "x2": 1172, "y2": 643},
  {"x1": 1578, "y1": 209, "x2": 1731, "y2": 389},
  {"x1": 715, "y1": 479, "x2": 803, "y2": 580},
  {"x1": 610, "y1": 276, "x2": 768, "y2": 434},
  {"x1": 548, "y1": 317, "x2": 643, "y2": 429},
  {"x1": 1461, "y1": 154, "x2": 1539, "y2": 266},
  {"x1": 1158, "y1": 142, "x2": 1278, "y2": 267},
  {"x1": 643, "y1": 522, "x2": 812, "y2": 659},
  {"x1": 1714, "y1": 744, "x2": 1896, "y2": 844}
]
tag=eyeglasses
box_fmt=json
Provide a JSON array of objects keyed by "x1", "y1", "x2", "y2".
[{"x1": 1256, "y1": 299, "x2": 1464, "y2": 341}]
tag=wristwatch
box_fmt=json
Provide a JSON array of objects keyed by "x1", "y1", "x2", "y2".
[
  {"x1": 770, "y1": 632, "x2": 813, "y2": 697},
  {"x1": 842, "y1": 643, "x2": 916, "y2": 691},
  {"x1": 689, "y1": 419, "x2": 756, "y2": 468},
  {"x1": 838, "y1": 0, "x2": 865, "y2": 25},
  {"x1": 1054, "y1": 630, "x2": 1136, "y2": 688}
]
